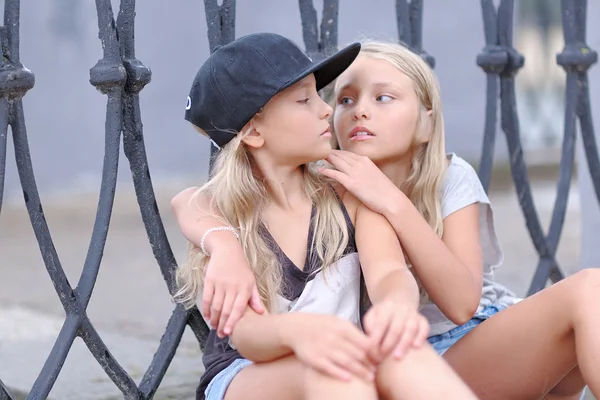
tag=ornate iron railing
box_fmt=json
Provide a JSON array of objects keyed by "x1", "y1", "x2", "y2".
[{"x1": 0, "y1": 0, "x2": 596, "y2": 398}]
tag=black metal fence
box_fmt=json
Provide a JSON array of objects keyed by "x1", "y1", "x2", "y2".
[{"x1": 0, "y1": 0, "x2": 596, "y2": 398}]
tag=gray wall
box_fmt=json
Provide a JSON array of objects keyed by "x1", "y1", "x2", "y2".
[{"x1": 2, "y1": 0, "x2": 492, "y2": 201}]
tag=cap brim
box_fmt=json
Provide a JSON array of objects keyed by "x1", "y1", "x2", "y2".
[{"x1": 281, "y1": 42, "x2": 361, "y2": 92}]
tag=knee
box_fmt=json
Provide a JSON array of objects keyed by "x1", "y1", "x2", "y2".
[
  {"x1": 569, "y1": 268, "x2": 600, "y2": 297},
  {"x1": 374, "y1": 345, "x2": 431, "y2": 399},
  {"x1": 304, "y1": 365, "x2": 378, "y2": 400},
  {"x1": 566, "y1": 269, "x2": 600, "y2": 311}
]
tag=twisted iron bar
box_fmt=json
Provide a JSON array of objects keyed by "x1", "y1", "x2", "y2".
[
  {"x1": 0, "y1": 0, "x2": 209, "y2": 398},
  {"x1": 204, "y1": 0, "x2": 236, "y2": 172},
  {"x1": 396, "y1": 0, "x2": 435, "y2": 68},
  {"x1": 525, "y1": 0, "x2": 598, "y2": 294},
  {"x1": 0, "y1": 1, "x2": 598, "y2": 399},
  {"x1": 298, "y1": 0, "x2": 339, "y2": 62},
  {"x1": 474, "y1": 0, "x2": 598, "y2": 295}
]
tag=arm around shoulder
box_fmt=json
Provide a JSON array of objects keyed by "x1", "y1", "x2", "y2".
[{"x1": 171, "y1": 186, "x2": 241, "y2": 255}]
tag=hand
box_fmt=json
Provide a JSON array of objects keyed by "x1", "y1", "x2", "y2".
[
  {"x1": 362, "y1": 300, "x2": 429, "y2": 362},
  {"x1": 318, "y1": 150, "x2": 403, "y2": 216},
  {"x1": 203, "y1": 245, "x2": 265, "y2": 338},
  {"x1": 284, "y1": 314, "x2": 376, "y2": 382}
]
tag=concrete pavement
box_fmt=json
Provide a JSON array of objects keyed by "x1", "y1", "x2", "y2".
[{"x1": 0, "y1": 177, "x2": 595, "y2": 399}]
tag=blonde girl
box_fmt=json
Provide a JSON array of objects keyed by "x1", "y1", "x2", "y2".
[
  {"x1": 173, "y1": 33, "x2": 477, "y2": 400},
  {"x1": 322, "y1": 40, "x2": 599, "y2": 400}
]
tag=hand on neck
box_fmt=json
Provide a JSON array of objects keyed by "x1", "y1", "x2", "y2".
[{"x1": 375, "y1": 156, "x2": 412, "y2": 189}]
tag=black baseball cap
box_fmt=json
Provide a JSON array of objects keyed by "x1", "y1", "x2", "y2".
[{"x1": 184, "y1": 32, "x2": 360, "y2": 148}]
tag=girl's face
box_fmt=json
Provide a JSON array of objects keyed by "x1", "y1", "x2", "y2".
[
  {"x1": 249, "y1": 74, "x2": 333, "y2": 166},
  {"x1": 333, "y1": 55, "x2": 421, "y2": 164}
]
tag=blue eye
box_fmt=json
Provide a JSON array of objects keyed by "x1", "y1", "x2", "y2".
[
  {"x1": 339, "y1": 97, "x2": 354, "y2": 105},
  {"x1": 377, "y1": 95, "x2": 393, "y2": 102}
]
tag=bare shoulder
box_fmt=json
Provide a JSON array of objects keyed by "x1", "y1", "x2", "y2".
[{"x1": 171, "y1": 186, "x2": 200, "y2": 210}]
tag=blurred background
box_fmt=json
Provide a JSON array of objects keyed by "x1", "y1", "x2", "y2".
[{"x1": 0, "y1": 0, "x2": 599, "y2": 398}]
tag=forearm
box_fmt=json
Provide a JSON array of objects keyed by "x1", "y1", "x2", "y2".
[
  {"x1": 354, "y1": 202, "x2": 420, "y2": 310},
  {"x1": 367, "y1": 267, "x2": 420, "y2": 309},
  {"x1": 384, "y1": 196, "x2": 480, "y2": 322},
  {"x1": 230, "y1": 311, "x2": 295, "y2": 363},
  {"x1": 171, "y1": 187, "x2": 242, "y2": 255}
]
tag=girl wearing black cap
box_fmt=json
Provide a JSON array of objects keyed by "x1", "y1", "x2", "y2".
[{"x1": 173, "y1": 33, "x2": 477, "y2": 400}]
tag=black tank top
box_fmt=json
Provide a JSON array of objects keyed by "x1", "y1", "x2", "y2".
[{"x1": 196, "y1": 197, "x2": 356, "y2": 399}]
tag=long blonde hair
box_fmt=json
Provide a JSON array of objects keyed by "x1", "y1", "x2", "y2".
[
  {"x1": 332, "y1": 41, "x2": 447, "y2": 237},
  {"x1": 174, "y1": 123, "x2": 350, "y2": 312}
]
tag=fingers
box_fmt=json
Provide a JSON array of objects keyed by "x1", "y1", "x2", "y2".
[
  {"x1": 327, "y1": 150, "x2": 354, "y2": 167},
  {"x1": 387, "y1": 317, "x2": 416, "y2": 360},
  {"x1": 330, "y1": 349, "x2": 375, "y2": 382},
  {"x1": 339, "y1": 340, "x2": 372, "y2": 367},
  {"x1": 201, "y1": 281, "x2": 215, "y2": 320},
  {"x1": 329, "y1": 325, "x2": 376, "y2": 381},
  {"x1": 413, "y1": 316, "x2": 430, "y2": 348},
  {"x1": 343, "y1": 325, "x2": 374, "y2": 356},
  {"x1": 317, "y1": 167, "x2": 350, "y2": 187},
  {"x1": 362, "y1": 313, "x2": 390, "y2": 362},
  {"x1": 217, "y1": 290, "x2": 239, "y2": 338},
  {"x1": 392, "y1": 316, "x2": 429, "y2": 359},
  {"x1": 208, "y1": 284, "x2": 263, "y2": 337},
  {"x1": 314, "y1": 359, "x2": 352, "y2": 382},
  {"x1": 249, "y1": 285, "x2": 265, "y2": 314},
  {"x1": 209, "y1": 286, "x2": 224, "y2": 330},
  {"x1": 330, "y1": 149, "x2": 363, "y2": 163},
  {"x1": 325, "y1": 155, "x2": 352, "y2": 176}
]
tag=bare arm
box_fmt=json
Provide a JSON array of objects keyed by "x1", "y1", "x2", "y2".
[
  {"x1": 352, "y1": 200, "x2": 419, "y2": 309},
  {"x1": 231, "y1": 308, "x2": 374, "y2": 381},
  {"x1": 171, "y1": 187, "x2": 263, "y2": 336},
  {"x1": 349, "y1": 194, "x2": 428, "y2": 360},
  {"x1": 229, "y1": 309, "x2": 293, "y2": 362},
  {"x1": 323, "y1": 151, "x2": 482, "y2": 326},
  {"x1": 171, "y1": 187, "x2": 241, "y2": 254},
  {"x1": 384, "y1": 196, "x2": 482, "y2": 325}
]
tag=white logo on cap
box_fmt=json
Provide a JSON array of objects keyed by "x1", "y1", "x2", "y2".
[{"x1": 185, "y1": 96, "x2": 191, "y2": 110}]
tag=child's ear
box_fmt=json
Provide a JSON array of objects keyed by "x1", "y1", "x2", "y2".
[
  {"x1": 416, "y1": 108, "x2": 433, "y2": 144},
  {"x1": 240, "y1": 120, "x2": 265, "y2": 149}
]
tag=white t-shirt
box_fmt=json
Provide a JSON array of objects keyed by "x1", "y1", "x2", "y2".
[{"x1": 418, "y1": 153, "x2": 520, "y2": 337}]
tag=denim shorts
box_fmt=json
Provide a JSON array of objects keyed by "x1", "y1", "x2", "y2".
[
  {"x1": 205, "y1": 358, "x2": 253, "y2": 400},
  {"x1": 427, "y1": 304, "x2": 506, "y2": 356}
]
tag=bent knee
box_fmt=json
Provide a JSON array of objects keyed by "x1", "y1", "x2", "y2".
[
  {"x1": 562, "y1": 269, "x2": 600, "y2": 317},
  {"x1": 304, "y1": 365, "x2": 377, "y2": 399},
  {"x1": 375, "y1": 345, "x2": 439, "y2": 391},
  {"x1": 568, "y1": 268, "x2": 600, "y2": 298}
]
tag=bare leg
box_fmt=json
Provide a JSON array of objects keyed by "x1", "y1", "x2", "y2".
[
  {"x1": 375, "y1": 343, "x2": 478, "y2": 400},
  {"x1": 543, "y1": 367, "x2": 585, "y2": 400},
  {"x1": 224, "y1": 355, "x2": 377, "y2": 400},
  {"x1": 443, "y1": 269, "x2": 600, "y2": 399},
  {"x1": 305, "y1": 366, "x2": 377, "y2": 400},
  {"x1": 544, "y1": 394, "x2": 583, "y2": 400}
]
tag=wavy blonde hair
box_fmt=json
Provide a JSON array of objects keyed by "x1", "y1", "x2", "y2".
[
  {"x1": 330, "y1": 41, "x2": 447, "y2": 237},
  {"x1": 174, "y1": 122, "x2": 349, "y2": 313}
]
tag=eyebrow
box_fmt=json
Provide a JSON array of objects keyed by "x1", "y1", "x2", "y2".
[
  {"x1": 336, "y1": 81, "x2": 403, "y2": 92},
  {"x1": 372, "y1": 82, "x2": 403, "y2": 90}
]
